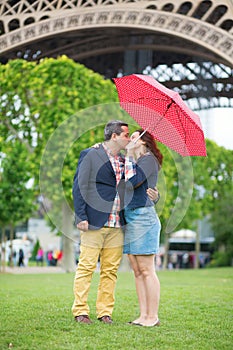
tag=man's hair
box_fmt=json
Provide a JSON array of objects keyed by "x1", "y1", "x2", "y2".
[{"x1": 104, "y1": 120, "x2": 128, "y2": 141}]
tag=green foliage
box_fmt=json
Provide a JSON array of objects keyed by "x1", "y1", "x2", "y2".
[
  {"x1": 0, "y1": 55, "x2": 117, "y2": 183},
  {"x1": 0, "y1": 56, "x2": 118, "y2": 233},
  {"x1": 0, "y1": 269, "x2": 232, "y2": 349},
  {"x1": 192, "y1": 140, "x2": 232, "y2": 205},
  {"x1": 155, "y1": 138, "x2": 233, "y2": 257},
  {"x1": 209, "y1": 187, "x2": 233, "y2": 265},
  {"x1": 173, "y1": 140, "x2": 232, "y2": 226},
  {"x1": 208, "y1": 251, "x2": 232, "y2": 267},
  {"x1": 0, "y1": 141, "x2": 35, "y2": 229},
  {"x1": 155, "y1": 144, "x2": 180, "y2": 236},
  {"x1": 211, "y1": 188, "x2": 233, "y2": 243},
  {"x1": 31, "y1": 239, "x2": 40, "y2": 261}
]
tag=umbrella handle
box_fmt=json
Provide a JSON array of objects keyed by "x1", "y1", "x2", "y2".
[{"x1": 133, "y1": 128, "x2": 148, "y2": 143}]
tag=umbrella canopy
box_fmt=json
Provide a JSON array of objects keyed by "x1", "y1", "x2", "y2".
[{"x1": 113, "y1": 74, "x2": 207, "y2": 156}]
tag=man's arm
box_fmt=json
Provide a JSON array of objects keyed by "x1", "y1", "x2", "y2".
[{"x1": 72, "y1": 149, "x2": 91, "y2": 228}]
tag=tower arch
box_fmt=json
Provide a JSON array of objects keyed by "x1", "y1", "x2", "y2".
[
  {"x1": 0, "y1": 0, "x2": 232, "y2": 109},
  {"x1": 0, "y1": 0, "x2": 232, "y2": 65}
]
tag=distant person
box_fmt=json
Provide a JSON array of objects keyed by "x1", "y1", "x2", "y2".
[
  {"x1": 182, "y1": 252, "x2": 189, "y2": 268},
  {"x1": 18, "y1": 249, "x2": 24, "y2": 267},
  {"x1": 36, "y1": 247, "x2": 44, "y2": 266},
  {"x1": 47, "y1": 250, "x2": 54, "y2": 266},
  {"x1": 24, "y1": 251, "x2": 31, "y2": 267},
  {"x1": 57, "y1": 250, "x2": 63, "y2": 265},
  {"x1": 52, "y1": 249, "x2": 59, "y2": 266},
  {"x1": 13, "y1": 251, "x2": 17, "y2": 266},
  {"x1": 170, "y1": 253, "x2": 178, "y2": 269}
]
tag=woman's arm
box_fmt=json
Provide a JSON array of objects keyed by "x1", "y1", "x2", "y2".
[{"x1": 125, "y1": 154, "x2": 159, "y2": 189}]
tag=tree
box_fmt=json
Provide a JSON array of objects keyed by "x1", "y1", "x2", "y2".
[
  {"x1": 0, "y1": 141, "x2": 35, "y2": 268},
  {"x1": 210, "y1": 188, "x2": 233, "y2": 266},
  {"x1": 31, "y1": 239, "x2": 40, "y2": 261},
  {"x1": 0, "y1": 56, "x2": 118, "y2": 271}
]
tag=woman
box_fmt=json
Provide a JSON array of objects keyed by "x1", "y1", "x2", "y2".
[{"x1": 124, "y1": 129, "x2": 163, "y2": 327}]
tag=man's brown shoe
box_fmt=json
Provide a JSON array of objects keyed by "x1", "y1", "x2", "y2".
[
  {"x1": 74, "y1": 315, "x2": 92, "y2": 324},
  {"x1": 98, "y1": 316, "x2": 113, "y2": 324}
]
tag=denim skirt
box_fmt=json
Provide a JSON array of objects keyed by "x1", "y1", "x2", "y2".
[{"x1": 123, "y1": 206, "x2": 161, "y2": 255}]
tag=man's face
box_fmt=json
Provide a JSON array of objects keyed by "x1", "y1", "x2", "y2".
[{"x1": 115, "y1": 126, "x2": 130, "y2": 150}]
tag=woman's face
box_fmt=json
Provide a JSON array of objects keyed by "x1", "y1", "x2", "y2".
[
  {"x1": 131, "y1": 131, "x2": 145, "y2": 147},
  {"x1": 130, "y1": 131, "x2": 140, "y2": 143},
  {"x1": 125, "y1": 131, "x2": 144, "y2": 151}
]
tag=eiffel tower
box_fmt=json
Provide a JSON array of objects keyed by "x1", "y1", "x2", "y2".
[{"x1": 0, "y1": 0, "x2": 232, "y2": 111}]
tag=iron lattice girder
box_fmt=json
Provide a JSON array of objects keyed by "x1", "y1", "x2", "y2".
[
  {"x1": 147, "y1": 61, "x2": 233, "y2": 101},
  {"x1": 165, "y1": 77, "x2": 233, "y2": 100},
  {"x1": 143, "y1": 60, "x2": 233, "y2": 110}
]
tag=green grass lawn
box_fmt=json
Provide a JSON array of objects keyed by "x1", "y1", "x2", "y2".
[{"x1": 0, "y1": 268, "x2": 232, "y2": 350}]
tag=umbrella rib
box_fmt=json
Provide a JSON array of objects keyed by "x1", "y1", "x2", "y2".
[
  {"x1": 173, "y1": 103, "x2": 187, "y2": 153},
  {"x1": 131, "y1": 97, "x2": 170, "y2": 104},
  {"x1": 136, "y1": 97, "x2": 204, "y2": 134},
  {"x1": 163, "y1": 100, "x2": 173, "y2": 115},
  {"x1": 134, "y1": 100, "x2": 175, "y2": 144},
  {"x1": 153, "y1": 100, "x2": 173, "y2": 126}
]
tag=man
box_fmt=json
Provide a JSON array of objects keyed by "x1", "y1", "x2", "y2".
[{"x1": 72, "y1": 120, "x2": 158, "y2": 324}]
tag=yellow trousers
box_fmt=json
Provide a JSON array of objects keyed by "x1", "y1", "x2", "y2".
[{"x1": 72, "y1": 227, "x2": 123, "y2": 318}]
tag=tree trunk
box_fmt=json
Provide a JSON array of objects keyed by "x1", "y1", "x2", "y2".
[
  {"x1": 9, "y1": 224, "x2": 14, "y2": 268},
  {"x1": 61, "y1": 202, "x2": 76, "y2": 272},
  {"x1": 1, "y1": 227, "x2": 6, "y2": 273},
  {"x1": 194, "y1": 220, "x2": 201, "y2": 269},
  {"x1": 163, "y1": 233, "x2": 169, "y2": 269}
]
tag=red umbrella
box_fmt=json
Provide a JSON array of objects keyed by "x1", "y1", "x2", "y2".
[{"x1": 113, "y1": 74, "x2": 207, "y2": 157}]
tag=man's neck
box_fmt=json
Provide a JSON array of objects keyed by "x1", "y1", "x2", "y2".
[{"x1": 103, "y1": 141, "x2": 120, "y2": 156}]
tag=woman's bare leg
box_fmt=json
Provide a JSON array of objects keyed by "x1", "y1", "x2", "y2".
[
  {"x1": 128, "y1": 254, "x2": 147, "y2": 324},
  {"x1": 134, "y1": 255, "x2": 160, "y2": 326},
  {"x1": 137, "y1": 255, "x2": 160, "y2": 326}
]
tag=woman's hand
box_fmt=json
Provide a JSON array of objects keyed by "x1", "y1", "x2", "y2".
[
  {"x1": 125, "y1": 141, "x2": 136, "y2": 156},
  {"x1": 147, "y1": 187, "x2": 159, "y2": 202}
]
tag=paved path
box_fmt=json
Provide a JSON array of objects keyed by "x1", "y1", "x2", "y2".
[{"x1": 2, "y1": 266, "x2": 66, "y2": 274}]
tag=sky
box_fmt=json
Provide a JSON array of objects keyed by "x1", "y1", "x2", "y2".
[{"x1": 198, "y1": 108, "x2": 233, "y2": 151}]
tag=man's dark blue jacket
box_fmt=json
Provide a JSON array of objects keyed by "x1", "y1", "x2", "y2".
[{"x1": 72, "y1": 144, "x2": 126, "y2": 230}]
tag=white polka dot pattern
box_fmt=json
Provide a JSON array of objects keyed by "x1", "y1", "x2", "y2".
[{"x1": 113, "y1": 74, "x2": 207, "y2": 157}]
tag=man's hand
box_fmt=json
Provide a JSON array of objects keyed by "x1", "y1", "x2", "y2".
[
  {"x1": 92, "y1": 143, "x2": 101, "y2": 149},
  {"x1": 147, "y1": 187, "x2": 159, "y2": 202},
  {"x1": 77, "y1": 220, "x2": 89, "y2": 232}
]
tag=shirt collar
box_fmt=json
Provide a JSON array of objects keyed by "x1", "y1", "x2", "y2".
[{"x1": 102, "y1": 142, "x2": 122, "y2": 159}]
